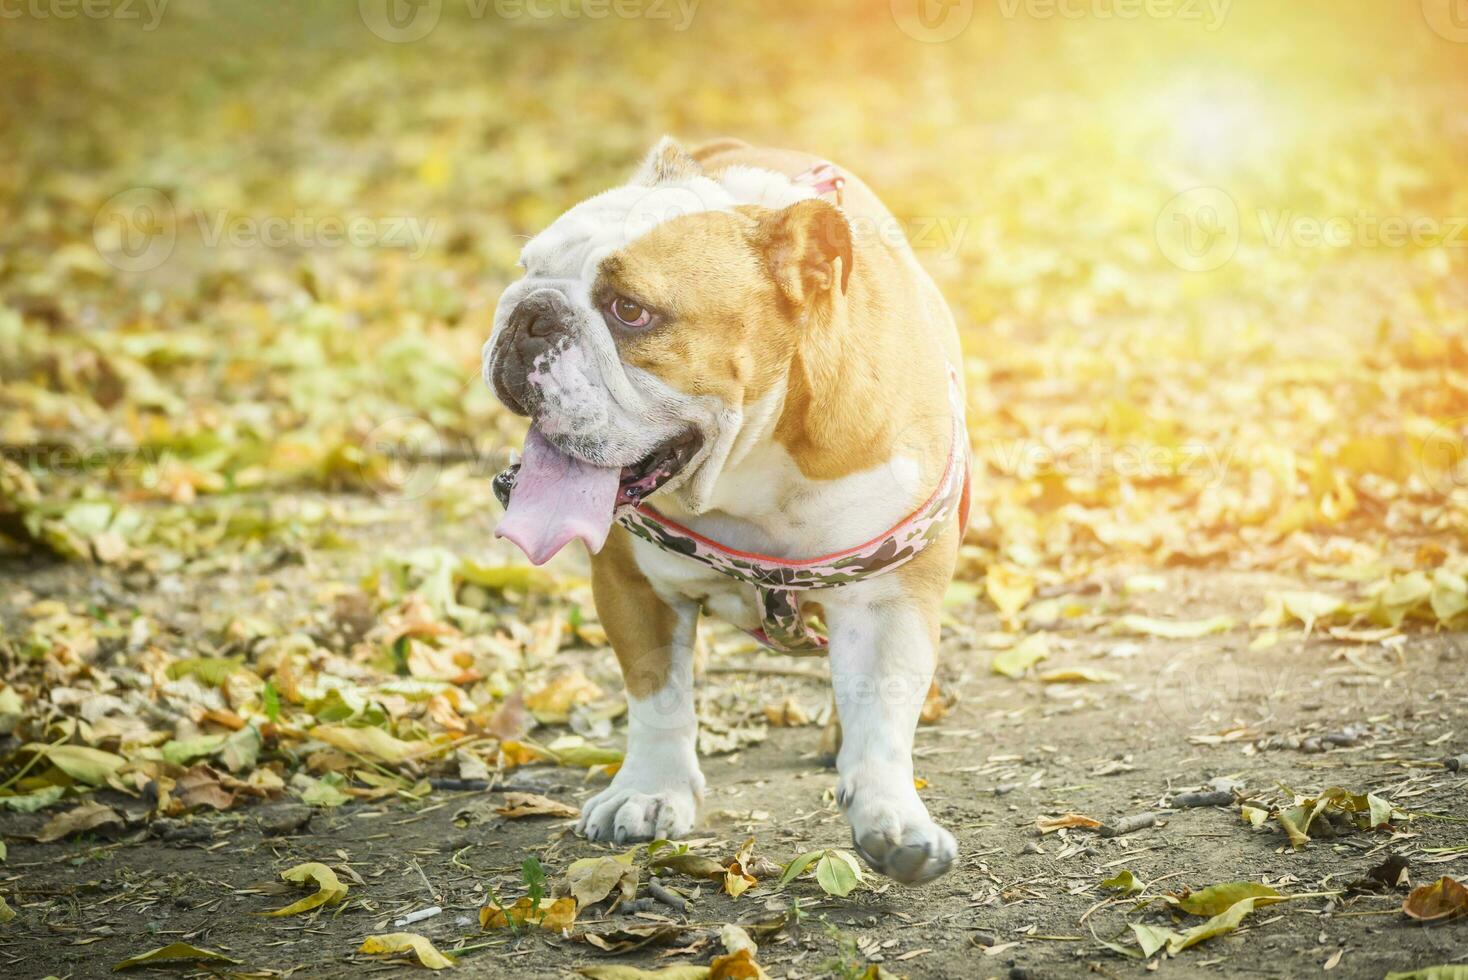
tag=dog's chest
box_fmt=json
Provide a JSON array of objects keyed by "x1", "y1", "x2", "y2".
[{"x1": 624, "y1": 443, "x2": 925, "y2": 630}]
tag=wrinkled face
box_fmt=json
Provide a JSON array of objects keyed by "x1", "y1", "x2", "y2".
[{"x1": 484, "y1": 176, "x2": 820, "y2": 506}]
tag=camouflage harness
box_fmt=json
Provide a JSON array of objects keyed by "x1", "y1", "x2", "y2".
[{"x1": 495, "y1": 368, "x2": 970, "y2": 655}]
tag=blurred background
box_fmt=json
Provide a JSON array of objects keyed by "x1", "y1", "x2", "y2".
[
  {"x1": 3, "y1": 7, "x2": 1468, "y2": 973},
  {"x1": 2, "y1": 0, "x2": 1467, "y2": 603}
]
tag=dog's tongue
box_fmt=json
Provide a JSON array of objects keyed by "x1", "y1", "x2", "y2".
[{"x1": 495, "y1": 426, "x2": 620, "y2": 565}]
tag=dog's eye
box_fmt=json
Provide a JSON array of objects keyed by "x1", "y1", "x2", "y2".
[{"x1": 608, "y1": 296, "x2": 652, "y2": 329}]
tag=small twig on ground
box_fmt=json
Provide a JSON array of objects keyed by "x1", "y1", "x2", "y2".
[
  {"x1": 1169, "y1": 790, "x2": 1235, "y2": 808},
  {"x1": 648, "y1": 877, "x2": 690, "y2": 913},
  {"x1": 1099, "y1": 813, "x2": 1157, "y2": 838}
]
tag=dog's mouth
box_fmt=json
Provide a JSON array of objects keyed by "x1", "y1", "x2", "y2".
[
  {"x1": 613, "y1": 428, "x2": 703, "y2": 507},
  {"x1": 492, "y1": 425, "x2": 702, "y2": 565}
]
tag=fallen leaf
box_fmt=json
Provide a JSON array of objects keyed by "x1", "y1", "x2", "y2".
[
  {"x1": 578, "y1": 968, "x2": 710, "y2": 980},
  {"x1": 358, "y1": 932, "x2": 455, "y2": 969},
  {"x1": 173, "y1": 765, "x2": 238, "y2": 811},
  {"x1": 1174, "y1": 882, "x2": 1281, "y2": 916},
  {"x1": 524, "y1": 670, "x2": 604, "y2": 724},
  {"x1": 985, "y1": 563, "x2": 1035, "y2": 619},
  {"x1": 1100, "y1": 870, "x2": 1144, "y2": 896},
  {"x1": 480, "y1": 895, "x2": 576, "y2": 931},
  {"x1": 1118, "y1": 614, "x2": 1234, "y2": 639},
  {"x1": 654, "y1": 852, "x2": 729, "y2": 880},
  {"x1": 813, "y1": 850, "x2": 862, "y2": 897},
  {"x1": 311, "y1": 724, "x2": 429, "y2": 764},
  {"x1": 710, "y1": 948, "x2": 770, "y2": 980},
  {"x1": 580, "y1": 923, "x2": 687, "y2": 953},
  {"x1": 0, "y1": 896, "x2": 13, "y2": 923},
  {"x1": 562, "y1": 853, "x2": 639, "y2": 909},
  {"x1": 113, "y1": 942, "x2": 243, "y2": 970},
  {"x1": 262, "y1": 862, "x2": 348, "y2": 916},
  {"x1": 763, "y1": 698, "x2": 812, "y2": 727},
  {"x1": 1403, "y1": 876, "x2": 1468, "y2": 922},
  {"x1": 1038, "y1": 666, "x2": 1119, "y2": 684},
  {"x1": 24, "y1": 743, "x2": 124, "y2": 786},
  {"x1": 1129, "y1": 922, "x2": 1175, "y2": 958},
  {"x1": 1037, "y1": 812, "x2": 1103, "y2": 834},
  {"x1": 1168, "y1": 896, "x2": 1269, "y2": 953},
  {"x1": 495, "y1": 792, "x2": 579, "y2": 819},
  {"x1": 36, "y1": 801, "x2": 123, "y2": 842},
  {"x1": 992, "y1": 634, "x2": 1049, "y2": 678}
]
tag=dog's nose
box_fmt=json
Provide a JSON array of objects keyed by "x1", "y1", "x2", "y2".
[
  {"x1": 523, "y1": 307, "x2": 556, "y2": 340},
  {"x1": 491, "y1": 290, "x2": 573, "y2": 416}
]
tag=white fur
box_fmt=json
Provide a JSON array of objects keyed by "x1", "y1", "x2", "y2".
[{"x1": 576, "y1": 605, "x2": 704, "y2": 842}]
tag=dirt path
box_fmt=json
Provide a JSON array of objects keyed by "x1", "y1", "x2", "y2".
[{"x1": 3, "y1": 536, "x2": 1464, "y2": 979}]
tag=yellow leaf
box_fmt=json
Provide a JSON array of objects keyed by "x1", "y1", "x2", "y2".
[
  {"x1": 1037, "y1": 666, "x2": 1118, "y2": 684},
  {"x1": 24, "y1": 744, "x2": 125, "y2": 786},
  {"x1": 114, "y1": 943, "x2": 243, "y2": 970},
  {"x1": 310, "y1": 725, "x2": 428, "y2": 764},
  {"x1": 524, "y1": 670, "x2": 604, "y2": 724},
  {"x1": 262, "y1": 862, "x2": 348, "y2": 916},
  {"x1": 480, "y1": 896, "x2": 576, "y2": 931},
  {"x1": 564, "y1": 853, "x2": 639, "y2": 908},
  {"x1": 985, "y1": 564, "x2": 1035, "y2": 620},
  {"x1": 710, "y1": 948, "x2": 771, "y2": 980},
  {"x1": 578, "y1": 967, "x2": 711, "y2": 979},
  {"x1": 992, "y1": 634, "x2": 1049, "y2": 679},
  {"x1": 1176, "y1": 882, "x2": 1281, "y2": 916},
  {"x1": 358, "y1": 932, "x2": 455, "y2": 969},
  {"x1": 1118, "y1": 614, "x2": 1234, "y2": 639}
]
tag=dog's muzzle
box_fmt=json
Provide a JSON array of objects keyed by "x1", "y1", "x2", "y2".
[{"x1": 490, "y1": 289, "x2": 577, "y2": 417}]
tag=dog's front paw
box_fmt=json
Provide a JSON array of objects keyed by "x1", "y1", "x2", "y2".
[
  {"x1": 839, "y1": 775, "x2": 956, "y2": 885},
  {"x1": 577, "y1": 770, "x2": 702, "y2": 844}
]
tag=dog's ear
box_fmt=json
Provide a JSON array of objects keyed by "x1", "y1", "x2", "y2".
[
  {"x1": 632, "y1": 136, "x2": 703, "y2": 185},
  {"x1": 752, "y1": 198, "x2": 853, "y2": 306}
]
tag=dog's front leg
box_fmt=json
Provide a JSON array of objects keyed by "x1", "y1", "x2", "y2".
[
  {"x1": 826, "y1": 590, "x2": 956, "y2": 884},
  {"x1": 578, "y1": 529, "x2": 704, "y2": 843}
]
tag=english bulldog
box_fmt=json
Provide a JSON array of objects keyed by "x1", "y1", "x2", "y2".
[{"x1": 484, "y1": 137, "x2": 968, "y2": 884}]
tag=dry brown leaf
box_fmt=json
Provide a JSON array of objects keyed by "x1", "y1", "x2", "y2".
[
  {"x1": 1403, "y1": 876, "x2": 1468, "y2": 922},
  {"x1": 1036, "y1": 812, "x2": 1104, "y2": 834},
  {"x1": 36, "y1": 801, "x2": 123, "y2": 842},
  {"x1": 495, "y1": 791, "x2": 580, "y2": 819}
]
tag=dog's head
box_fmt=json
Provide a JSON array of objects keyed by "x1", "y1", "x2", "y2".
[{"x1": 484, "y1": 138, "x2": 852, "y2": 563}]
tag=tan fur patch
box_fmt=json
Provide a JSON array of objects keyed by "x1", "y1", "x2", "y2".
[
  {"x1": 599, "y1": 140, "x2": 964, "y2": 498},
  {"x1": 591, "y1": 525, "x2": 681, "y2": 699}
]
